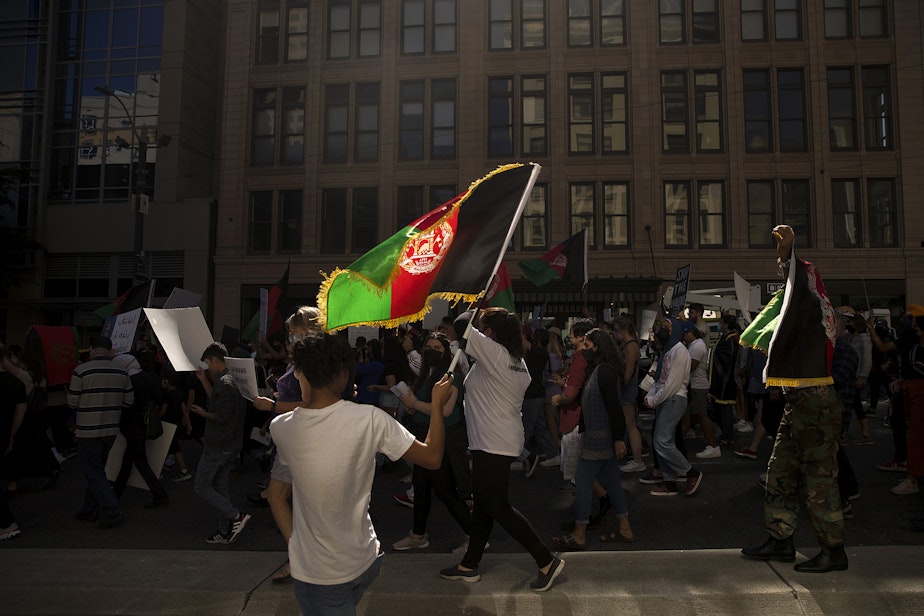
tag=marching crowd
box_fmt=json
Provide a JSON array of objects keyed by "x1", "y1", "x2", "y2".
[{"x1": 2, "y1": 228, "x2": 923, "y2": 614}]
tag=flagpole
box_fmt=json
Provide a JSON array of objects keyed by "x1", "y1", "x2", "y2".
[{"x1": 447, "y1": 163, "x2": 542, "y2": 374}]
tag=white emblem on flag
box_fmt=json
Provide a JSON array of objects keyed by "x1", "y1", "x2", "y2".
[{"x1": 399, "y1": 221, "x2": 454, "y2": 275}]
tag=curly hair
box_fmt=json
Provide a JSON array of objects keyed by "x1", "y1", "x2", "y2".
[
  {"x1": 291, "y1": 332, "x2": 355, "y2": 388},
  {"x1": 583, "y1": 328, "x2": 626, "y2": 381},
  {"x1": 286, "y1": 305, "x2": 322, "y2": 333},
  {"x1": 479, "y1": 307, "x2": 524, "y2": 359}
]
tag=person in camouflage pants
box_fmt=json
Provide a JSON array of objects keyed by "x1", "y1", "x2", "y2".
[{"x1": 764, "y1": 385, "x2": 844, "y2": 548}]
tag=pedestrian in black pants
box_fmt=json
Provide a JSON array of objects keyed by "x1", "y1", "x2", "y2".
[{"x1": 112, "y1": 352, "x2": 169, "y2": 508}]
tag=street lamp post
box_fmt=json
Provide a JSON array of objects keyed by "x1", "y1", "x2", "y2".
[{"x1": 94, "y1": 85, "x2": 170, "y2": 283}]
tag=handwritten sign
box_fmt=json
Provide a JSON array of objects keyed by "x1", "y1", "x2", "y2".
[
  {"x1": 144, "y1": 307, "x2": 215, "y2": 372},
  {"x1": 111, "y1": 308, "x2": 142, "y2": 354},
  {"x1": 224, "y1": 356, "x2": 260, "y2": 401}
]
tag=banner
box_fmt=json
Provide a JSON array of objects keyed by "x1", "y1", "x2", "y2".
[
  {"x1": 144, "y1": 307, "x2": 214, "y2": 372},
  {"x1": 224, "y1": 356, "x2": 260, "y2": 401}
]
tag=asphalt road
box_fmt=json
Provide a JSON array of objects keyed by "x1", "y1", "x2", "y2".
[{"x1": 3, "y1": 407, "x2": 922, "y2": 557}]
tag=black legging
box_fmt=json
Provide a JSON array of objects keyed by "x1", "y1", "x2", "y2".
[
  {"x1": 113, "y1": 427, "x2": 168, "y2": 501},
  {"x1": 410, "y1": 423, "x2": 471, "y2": 536},
  {"x1": 461, "y1": 449, "x2": 553, "y2": 570}
]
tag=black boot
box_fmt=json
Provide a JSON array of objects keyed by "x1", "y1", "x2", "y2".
[
  {"x1": 740, "y1": 535, "x2": 795, "y2": 562},
  {"x1": 793, "y1": 546, "x2": 848, "y2": 573}
]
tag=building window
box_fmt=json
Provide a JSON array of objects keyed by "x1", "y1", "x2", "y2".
[
  {"x1": 741, "y1": 0, "x2": 766, "y2": 41},
  {"x1": 249, "y1": 191, "x2": 273, "y2": 252},
  {"x1": 522, "y1": 0, "x2": 546, "y2": 48},
  {"x1": 659, "y1": 0, "x2": 684, "y2": 44},
  {"x1": 602, "y1": 73, "x2": 628, "y2": 154},
  {"x1": 257, "y1": 8, "x2": 280, "y2": 64},
  {"x1": 402, "y1": 0, "x2": 425, "y2": 53},
  {"x1": 746, "y1": 181, "x2": 774, "y2": 247},
  {"x1": 252, "y1": 89, "x2": 276, "y2": 165},
  {"x1": 286, "y1": 5, "x2": 309, "y2": 61},
  {"x1": 692, "y1": 0, "x2": 719, "y2": 43},
  {"x1": 868, "y1": 178, "x2": 896, "y2": 247},
  {"x1": 520, "y1": 183, "x2": 548, "y2": 249},
  {"x1": 781, "y1": 179, "x2": 811, "y2": 246},
  {"x1": 433, "y1": 0, "x2": 457, "y2": 52},
  {"x1": 832, "y1": 179, "x2": 860, "y2": 247},
  {"x1": 603, "y1": 182, "x2": 629, "y2": 248},
  {"x1": 352, "y1": 187, "x2": 379, "y2": 252},
  {"x1": 488, "y1": 77, "x2": 514, "y2": 157},
  {"x1": 490, "y1": 0, "x2": 513, "y2": 49},
  {"x1": 431, "y1": 79, "x2": 456, "y2": 159},
  {"x1": 569, "y1": 74, "x2": 595, "y2": 154},
  {"x1": 697, "y1": 181, "x2": 724, "y2": 246},
  {"x1": 859, "y1": 0, "x2": 886, "y2": 37},
  {"x1": 320, "y1": 188, "x2": 347, "y2": 253},
  {"x1": 570, "y1": 183, "x2": 596, "y2": 248},
  {"x1": 743, "y1": 69, "x2": 771, "y2": 152},
  {"x1": 324, "y1": 84, "x2": 349, "y2": 163},
  {"x1": 278, "y1": 190, "x2": 303, "y2": 252},
  {"x1": 568, "y1": 0, "x2": 591, "y2": 46},
  {"x1": 694, "y1": 70, "x2": 722, "y2": 152},
  {"x1": 664, "y1": 181, "x2": 690, "y2": 247},
  {"x1": 522, "y1": 76, "x2": 547, "y2": 156},
  {"x1": 862, "y1": 66, "x2": 891, "y2": 150},
  {"x1": 399, "y1": 80, "x2": 424, "y2": 160},
  {"x1": 747, "y1": 179, "x2": 812, "y2": 247},
  {"x1": 778, "y1": 68, "x2": 806, "y2": 151},
  {"x1": 358, "y1": 1, "x2": 381, "y2": 57},
  {"x1": 827, "y1": 67, "x2": 856, "y2": 151},
  {"x1": 774, "y1": 0, "x2": 801, "y2": 40},
  {"x1": 328, "y1": 1, "x2": 351, "y2": 58},
  {"x1": 397, "y1": 186, "x2": 424, "y2": 226},
  {"x1": 824, "y1": 0, "x2": 850, "y2": 39},
  {"x1": 281, "y1": 87, "x2": 306, "y2": 164},
  {"x1": 601, "y1": 0, "x2": 627, "y2": 45},
  {"x1": 661, "y1": 72, "x2": 689, "y2": 153},
  {"x1": 354, "y1": 83, "x2": 380, "y2": 162},
  {"x1": 249, "y1": 190, "x2": 303, "y2": 254}
]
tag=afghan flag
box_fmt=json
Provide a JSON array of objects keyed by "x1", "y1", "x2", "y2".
[
  {"x1": 740, "y1": 245, "x2": 836, "y2": 388},
  {"x1": 93, "y1": 279, "x2": 156, "y2": 320},
  {"x1": 519, "y1": 228, "x2": 588, "y2": 287},
  {"x1": 319, "y1": 163, "x2": 540, "y2": 332},
  {"x1": 243, "y1": 264, "x2": 290, "y2": 341},
  {"x1": 484, "y1": 262, "x2": 515, "y2": 312}
]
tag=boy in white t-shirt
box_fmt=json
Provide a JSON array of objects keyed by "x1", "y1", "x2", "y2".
[{"x1": 271, "y1": 332, "x2": 450, "y2": 615}]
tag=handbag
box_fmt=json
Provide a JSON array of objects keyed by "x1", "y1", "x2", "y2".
[{"x1": 145, "y1": 402, "x2": 164, "y2": 440}]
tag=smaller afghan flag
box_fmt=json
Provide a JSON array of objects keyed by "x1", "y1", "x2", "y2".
[
  {"x1": 484, "y1": 263, "x2": 515, "y2": 312},
  {"x1": 243, "y1": 264, "x2": 290, "y2": 342},
  {"x1": 519, "y1": 228, "x2": 588, "y2": 287},
  {"x1": 93, "y1": 279, "x2": 156, "y2": 320},
  {"x1": 319, "y1": 163, "x2": 539, "y2": 332}
]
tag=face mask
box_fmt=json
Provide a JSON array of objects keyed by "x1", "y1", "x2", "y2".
[
  {"x1": 565, "y1": 350, "x2": 573, "y2": 359},
  {"x1": 423, "y1": 349, "x2": 443, "y2": 365}
]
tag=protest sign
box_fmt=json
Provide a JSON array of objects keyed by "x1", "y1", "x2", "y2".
[
  {"x1": 163, "y1": 287, "x2": 203, "y2": 309},
  {"x1": 144, "y1": 307, "x2": 214, "y2": 372},
  {"x1": 259, "y1": 288, "x2": 269, "y2": 341},
  {"x1": 668, "y1": 265, "x2": 692, "y2": 316},
  {"x1": 224, "y1": 356, "x2": 260, "y2": 401},
  {"x1": 111, "y1": 308, "x2": 142, "y2": 354},
  {"x1": 348, "y1": 326, "x2": 379, "y2": 347},
  {"x1": 105, "y1": 422, "x2": 177, "y2": 490}
]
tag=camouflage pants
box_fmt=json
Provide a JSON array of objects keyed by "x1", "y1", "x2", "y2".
[{"x1": 765, "y1": 384, "x2": 845, "y2": 547}]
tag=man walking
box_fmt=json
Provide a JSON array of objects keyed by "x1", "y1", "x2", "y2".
[
  {"x1": 190, "y1": 342, "x2": 250, "y2": 544},
  {"x1": 69, "y1": 337, "x2": 133, "y2": 529},
  {"x1": 741, "y1": 225, "x2": 848, "y2": 573}
]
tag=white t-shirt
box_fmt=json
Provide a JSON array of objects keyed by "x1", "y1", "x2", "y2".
[
  {"x1": 463, "y1": 328, "x2": 531, "y2": 457},
  {"x1": 688, "y1": 338, "x2": 709, "y2": 390},
  {"x1": 270, "y1": 400, "x2": 416, "y2": 585}
]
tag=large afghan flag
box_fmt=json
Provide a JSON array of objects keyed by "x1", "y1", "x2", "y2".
[
  {"x1": 319, "y1": 163, "x2": 539, "y2": 331},
  {"x1": 519, "y1": 228, "x2": 588, "y2": 287}
]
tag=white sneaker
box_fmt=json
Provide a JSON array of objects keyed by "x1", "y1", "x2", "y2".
[
  {"x1": 695, "y1": 445, "x2": 722, "y2": 459},
  {"x1": 0, "y1": 522, "x2": 21, "y2": 541},
  {"x1": 392, "y1": 532, "x2": 429, "y2": 551},
  {"x1": 619, "y1": 460, "x2": 646, "y2": 473},
  {"x1": 538, "y1": 455, "x2": 561, "y2": 468},
  {"x1": 891, "y1": 478, "x2": 919, "y2": 495},
  {"x1": 736, "y1": 421, "x2": 755, "y2": 433}
]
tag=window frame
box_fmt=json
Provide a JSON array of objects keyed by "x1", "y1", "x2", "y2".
[
  {"x1": 251, "y1": 88, "x2": 277, "y2": 166},
  {"x1": 740, "y1": 0, "x2": 767, "y2": 41},
  {"x1": 323, "y1": 83, "x2": 350, "y2": 164},
  {"x1": 280, "y1": 86, "x2": 306, "y2": 164},
  {"x1": 569, "y1": 182, "x2": 597, "y2": 248},
  {"x1": 777, "y1": 68, "x2": 806, "y2": 152},
  {"x1": 743, "y1": 69, "x2": 772, "y2": 153},
  {"x1": 692, "y1": 0, "x2": 719, "y2": 44},
  {"x1": 826, "y1": 66, "x2": 857, "y2": 152},
  {"x1": 603, "y1": 181, "x2": 630, "y2": 248},
  {"x1": 601, "y1": 72, "x2": 629, "y2": 154},
  {"x1": 694, "y1": 69, "x2": 722, "y2": 153},
  {"x1": 661, "y1": 71, "x2": 689, "y2": 154},
  {"x1": 285, "y1": 4, "x2": 309, "y2": 62},
  {"x1": 659, "y1": 0, "x2": 685, "y2": 44},
  {"x1": 519, "y1": 182, "x2": 548, "y2": 250}
]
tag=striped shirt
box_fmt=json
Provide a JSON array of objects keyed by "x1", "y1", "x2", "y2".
[{"x1": 68, "y1": 358, "x2": 134, "y2": 438}]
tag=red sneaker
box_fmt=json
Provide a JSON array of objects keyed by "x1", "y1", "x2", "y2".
[
  {"x1": 878, "y1": 459, "x2": 907, "y2": 472},
  {"x1": 734, "y1": 448, "x2": 759, "y2": 460}
]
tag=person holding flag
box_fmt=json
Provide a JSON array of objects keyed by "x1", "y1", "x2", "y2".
[{"x1": 439, "y1": 308, "x2": 566, "y2": 592}]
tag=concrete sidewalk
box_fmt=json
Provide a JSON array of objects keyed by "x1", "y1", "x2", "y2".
[{"x1": 4, "y1": 546, "x2": 923, "y2": 615}]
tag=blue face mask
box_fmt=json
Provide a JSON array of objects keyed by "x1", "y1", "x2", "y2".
[{"x1": 565, "y1": 350, "x2": 573, "y2": 359}]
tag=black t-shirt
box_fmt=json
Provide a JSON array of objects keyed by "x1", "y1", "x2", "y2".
[
  {"x1": 896, "y1": 330, "x2": 923, "y2": 381},
  {"x1": 0, "y1": 371, "x2": 27, "y2": 446},
  {"x1": 524, "y1": 346, "x2": 549, "y2": 400}
]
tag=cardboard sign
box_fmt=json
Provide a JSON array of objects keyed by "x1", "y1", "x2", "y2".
[
  {"x1": 105, "y1": 422, "x2": 177, "y2": 490},
  {"x1": 668, "y1": 264, "x2": 692, "y2": 316},
  {"x1": 144, "y1": 307, "x2": 214, "y2": 372},
  {"x1": 162, "y1": 287, "x2": 203, "y2": 309},
  {"x1": 348, "y1": 326, "x2": 379, "y2": 347},
  {"x1": 111, "y1": 308, "x2": 142, "y2": 354},
  {"x1": 224, "y1": 356, "x2": 260, "y2": 401}
]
